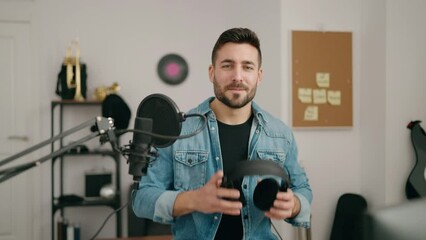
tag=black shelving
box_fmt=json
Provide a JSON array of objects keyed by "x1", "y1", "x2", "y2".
[{"x1": 51, "y1": 100, "x2": 122, "y2": 240}]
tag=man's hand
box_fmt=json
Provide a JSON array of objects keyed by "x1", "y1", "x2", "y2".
[
  {"x1": 264, "y1": 188, "x2": 301, "y2": 220},
  {"x1": 173, "y1": 171, "x2": 243, "y2": 217}
]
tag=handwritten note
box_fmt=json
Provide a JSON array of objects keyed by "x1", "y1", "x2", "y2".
[
  {"x1": 328, "y1": 90, "x2": 341, "y2": 105},
  {"x1": 304, "y1": 106, "x2": 318, "y2": 121},
  {"x1": 313, "y1": 89, "x2": 327, "y2": 104},
  {"x1": 298, "y1": 88, "x2": 312, "y2": 103},
  {"x1": 316, "y1": 72, "x2": 330, "y2": 88}
]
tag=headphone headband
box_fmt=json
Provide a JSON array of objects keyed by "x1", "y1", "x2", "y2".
[{"x1": 228, "y1": 160, "x2": 290, "y2": 184}]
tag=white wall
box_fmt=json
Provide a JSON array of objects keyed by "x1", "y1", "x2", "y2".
[
  {"x1": 359, "y1": 0, "x2": 387, "y2": 212},
  {"x1": 1, "y1": 0, "x2": 425, "y2": 239}
]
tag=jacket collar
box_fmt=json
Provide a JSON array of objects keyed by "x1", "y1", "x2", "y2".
[{"x1": 195, "y1": 97, "x2": 268, "y2": 126}]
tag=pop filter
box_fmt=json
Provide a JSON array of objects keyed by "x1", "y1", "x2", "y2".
[{"x1": 136, "y1": 93, "x2": 183, "y2": 148}]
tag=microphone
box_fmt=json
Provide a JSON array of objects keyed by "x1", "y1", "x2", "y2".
[
  {"x1": 123, "y1": 93, "x2": 207, "y2": 185},
  {"x1": 127, "y1": 94, "x2": 184, "y2": 182},
  {"x1": 128, "y1": 117, "x2": 153, "y2": 182}
]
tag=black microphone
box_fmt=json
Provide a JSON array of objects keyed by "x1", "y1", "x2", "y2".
[
  {"x1": 125, "y1": 93, "x2": 207, "y2": 185},
  {"x1": 128, "y1": 117, "x2": 153, "y2": 182},
  {"x1": 127, "y1": 93, "x2": 183, "y2": 183}
]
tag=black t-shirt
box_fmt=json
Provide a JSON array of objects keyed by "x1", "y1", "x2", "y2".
[{"x1": 214, "y1": 115, "x2": 253, "y2": 240}]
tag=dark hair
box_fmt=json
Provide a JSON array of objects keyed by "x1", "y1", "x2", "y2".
[{"x1": 211, "y1": 28, "x2": 262, "y2": 67}]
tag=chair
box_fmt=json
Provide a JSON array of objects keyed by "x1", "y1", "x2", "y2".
[{"x1": 329, "y1": 193, "x2": 368, "y2": 240}]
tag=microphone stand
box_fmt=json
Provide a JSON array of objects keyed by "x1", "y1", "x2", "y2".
[{"x1": 0, "y1": 116, "x2": 116, "y2": 183}]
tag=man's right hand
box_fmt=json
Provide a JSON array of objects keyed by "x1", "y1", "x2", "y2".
[{"x1": 172, "y1": 171, "x2": 243, "y2": 217}]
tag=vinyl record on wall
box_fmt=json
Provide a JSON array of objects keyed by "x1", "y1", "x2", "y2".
[{"x1": 157, "y1": 53, "x2": 189, "y2": 85}]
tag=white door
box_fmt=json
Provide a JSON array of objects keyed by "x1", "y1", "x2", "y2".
[{"x1": 0, "y1": 21, "x2": 40, "y2": 240}]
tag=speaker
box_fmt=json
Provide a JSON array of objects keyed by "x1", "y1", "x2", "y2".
[
  {"x1": 85, "y1": 171, "x2": 112, "y2": 197},
  {"x1": 222, "y1": 160, "x2": 290, "y2": 211}
]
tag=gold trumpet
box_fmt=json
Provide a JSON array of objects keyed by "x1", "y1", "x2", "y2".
[{"x1": 64, "y1": 40, "x2": 84, "y2": 101}]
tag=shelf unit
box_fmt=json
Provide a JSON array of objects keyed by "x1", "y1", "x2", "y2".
[{"x1": 50, "y1": 100, "x2": 122, "y2": 240}]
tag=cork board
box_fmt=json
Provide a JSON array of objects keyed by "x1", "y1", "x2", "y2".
[{"x1": 292, "y1": 30, "x2": 352, "y2": 127}]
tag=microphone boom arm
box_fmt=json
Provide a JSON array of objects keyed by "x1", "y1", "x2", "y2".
[{"x1": 0, "y1": 116, "x2": 115, "y2": 183}]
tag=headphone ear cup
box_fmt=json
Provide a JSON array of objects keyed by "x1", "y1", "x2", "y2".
[
  {"x1": 220, "y1": 176, "x2": 247, "y2": 206},
  {"x1": 226, "y1": 160, "x2": 292, "y2": 211},
  {"x1": 253, "y1": 178, "x2": 280, "y2": 211}
]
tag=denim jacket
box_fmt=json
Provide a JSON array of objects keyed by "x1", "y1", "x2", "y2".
[{"x1": 132, "y1": 97, "x2": 312, "y2": 240}]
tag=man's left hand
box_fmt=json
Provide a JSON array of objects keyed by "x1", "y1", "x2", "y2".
[{"x1": 264, "y1": 188, "x2": 300, "y2": 220}]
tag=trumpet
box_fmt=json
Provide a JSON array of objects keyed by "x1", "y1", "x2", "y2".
[{"x1": 64, "y1": 40, "x2": 84, "y2": 101}]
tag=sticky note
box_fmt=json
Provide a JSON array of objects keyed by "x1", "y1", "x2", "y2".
[
  {"x1": 298, "y1": 88, "x2": 312, "y2": 103},
  {"x1": 316, "y1": 72, "x2": 330, "y2": 88},
  {"x1": 304, "y1": 106, "x2": 318, "y2": 121},
  {"x1": 328, "y1": 90, "x2": 341, "y2": 106},
  {"x1": 313, "y1": 89, "x2": 327, "y2": 104}
]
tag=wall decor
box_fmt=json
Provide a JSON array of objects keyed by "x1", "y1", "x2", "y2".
[{"x1": 157, "y1": 53, "x2": 189, "y2": 85}]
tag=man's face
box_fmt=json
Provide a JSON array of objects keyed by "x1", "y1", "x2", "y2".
[{"x1": 209, "y1": 43, "x2": 263, "y2": 109}]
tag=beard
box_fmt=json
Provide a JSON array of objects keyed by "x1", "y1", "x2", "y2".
[{"x1": 213, "y1": 79, "x2": 257, "y2": 109}]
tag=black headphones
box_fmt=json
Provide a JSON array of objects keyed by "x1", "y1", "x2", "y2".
[{"x1": 222, "y1": 160, "x2": 291, "y2": 211}]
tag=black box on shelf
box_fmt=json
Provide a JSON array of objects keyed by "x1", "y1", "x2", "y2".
[{"x1": 85, "y1": 171, "x2": 112, "y2": 197}]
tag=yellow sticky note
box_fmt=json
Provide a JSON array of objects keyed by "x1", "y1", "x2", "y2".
[
  {"x1": 328, "y1": 90, "x2": 341, "y2": 106},
  {"x1": 313, "y1": 89, "x2": 327, "y2": 104},
  {"x1": 298, "y1": 88, "x2": 312, "y2": 103},
  {"x1": 316, "y1": 72, "x2": 330, "y2": 88},
  {"x1": 304, "y1": 106, "x2": 318, "y2": 121}
]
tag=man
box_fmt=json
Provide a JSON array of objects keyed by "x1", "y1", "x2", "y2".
[{"x1": 132, "y1": 27, "x2": 312, "y2": 239}]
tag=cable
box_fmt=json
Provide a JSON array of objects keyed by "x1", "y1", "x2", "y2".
[
  {"x1": 115, "y1": 113, "x2": 207, "y2": 141},
  {"x1": 89, "y1": 199, "x2": 130, "y2": 240},
  {"x1": 271, "y1": 220, "x2": 284, "y2": 240}
]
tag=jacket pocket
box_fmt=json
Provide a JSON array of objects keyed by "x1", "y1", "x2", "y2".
[
  {"x1": 256, "y1": 150, "x2": 287, "y2": 186},
  {"x1": 174, "y1": 150, "x2": 208, "y2": 190},
  {"x1": 256, "y1": 150, "x2": 286, "y2": 164}
]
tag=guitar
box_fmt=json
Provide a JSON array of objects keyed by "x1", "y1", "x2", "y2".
[{"x1": 406, "y1": 120, "x2": 426, "y2": 199}]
